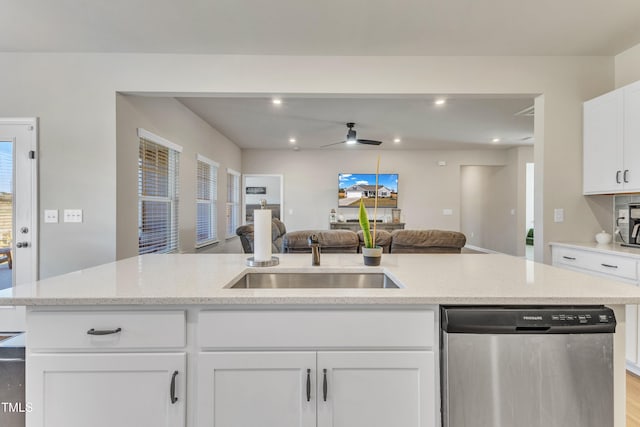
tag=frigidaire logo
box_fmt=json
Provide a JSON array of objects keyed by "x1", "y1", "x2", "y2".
[
  {"x1": 1, "y1": 402, "x2": 33, "y2": 413},
  {"x1": 522, "y1": 316, "x2": 543, "y2": 321}
]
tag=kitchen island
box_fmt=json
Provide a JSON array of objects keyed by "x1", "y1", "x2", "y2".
[{"x1": 2, "y1": 253, "x2": 640, "y2": 427}]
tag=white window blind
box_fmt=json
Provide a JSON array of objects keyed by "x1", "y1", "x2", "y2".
[
  {"x1": 196, "y1": 155, "x2": 218, "y2": 247},
  {"x1": 137, "y1": 130, "x2": 181, "y2": 254},
  {"x1": 226, "y1": 169, "x2": 241, "y2": 238}
]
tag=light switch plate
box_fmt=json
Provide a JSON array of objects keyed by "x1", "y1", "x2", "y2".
[
  {"x1": 64, "y1": 209, "x2": 83, "y2": 223},
  {"x1": 443, "y1": 209, "x2": 453, "y2": 216},
  {"x1": 44, "y1": 209, "x2": 58, "y2": 223},
  {"x1": 554, "y1": 208, "x2": 564, "y2": 223}
]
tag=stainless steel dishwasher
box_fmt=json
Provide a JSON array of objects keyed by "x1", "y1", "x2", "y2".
[{"x1": 441, "y1": 306, "x2": 616, "y2": 427}]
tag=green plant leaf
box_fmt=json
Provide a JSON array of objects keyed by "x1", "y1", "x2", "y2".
[{"x1": 359, "y1": 198, "x2": 372, "y2": 248}]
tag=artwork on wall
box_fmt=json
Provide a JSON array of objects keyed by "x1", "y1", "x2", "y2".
[{"x1": 246, "y1": 186, "x2": 267, "y2": 195}]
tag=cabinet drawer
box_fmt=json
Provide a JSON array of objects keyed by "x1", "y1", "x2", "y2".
[
  {"x1": 198, "y1": 309, "x2": 434, "y2": 350},
  {"x1": 553, "y1": 247, "x2": 638, "y2": 281},
  {"x1": 27, "y1": 310, "x2": 186, "y2": 350}
]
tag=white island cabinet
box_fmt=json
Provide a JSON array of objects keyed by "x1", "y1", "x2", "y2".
[
  {"x1": 26, "y1": 310, "x2": 187, "y2": 427},
  {"x1": 26, "y1": 307, "x2": 438, "y2": 427},
  {"x1": 196, "y1": 309, "x2": 436, "y2": 427}
]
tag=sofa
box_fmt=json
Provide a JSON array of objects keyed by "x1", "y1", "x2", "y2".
[
  {"x1": 282, "y1": 230, "x2": 359, "y2": 253},
  {"x1": 235, "y1": 218, "x2": 287, "y2": 254},
  {"x1": 280, "y1": 229, "x2": 466, "y2": 254},
  {"x1": 389, "y1": 230, "x2": 466, "y2": 253}
]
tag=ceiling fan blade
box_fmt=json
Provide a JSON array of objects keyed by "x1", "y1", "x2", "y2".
[
  {"x1": 357, "y1": 139, "x2": 383, "y2": 146},
  {"x1": 320, "y1": 141, "x2": 346, "y2": 148}
]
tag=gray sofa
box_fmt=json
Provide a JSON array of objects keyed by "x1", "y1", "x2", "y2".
[{"x1": 280, "y1": 229, "x2": 466, "y2": 254}]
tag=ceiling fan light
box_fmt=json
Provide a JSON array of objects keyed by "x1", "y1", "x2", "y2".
[{"x1": 346, "y1": 139, "x2": 357, "y2": 145}]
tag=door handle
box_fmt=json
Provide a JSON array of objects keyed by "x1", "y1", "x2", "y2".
[
  {"x1": 624, "y1": 169, "x2": 630, "y2": 183},
  {"x1": 170, "y1": 371, "x2": 179, "y2": 404},
  {"x1": 323, "y1": 369, "x2": 328, "y2": 401},
  {"x1": 15, "y1": 242, "x2": 29, "y2": 248},
  {"x1": 617, "y1": 170, "x2": 622, "y2": 184},
  {"x1": 306, "y1": 369, "x2": 311, "y2": 402}
]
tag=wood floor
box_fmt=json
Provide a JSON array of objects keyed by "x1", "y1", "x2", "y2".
[{"x1": 628, "y1": 372, "x2": 640, "y2": 426}]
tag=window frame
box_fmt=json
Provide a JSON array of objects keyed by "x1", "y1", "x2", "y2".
[
  {"x1": 137, "y1": 128, "x2": 182, "y2": 255},
  {"x1": 195, "y1": 154, "x2": 219, "y2": 248},
  {"x1": 226, "y1": 169, "x2": 241, "y2": 239}
]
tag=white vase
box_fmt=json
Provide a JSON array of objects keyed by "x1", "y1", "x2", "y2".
[
  {"x1": 362, "y1": 246, "x2": 383, "y2": 266},
  {"x1": 595, "y1": 231, "x2": 612, "y2": 244}
]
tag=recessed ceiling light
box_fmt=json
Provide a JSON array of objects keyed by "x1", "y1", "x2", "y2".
[
  {"x1": 272, "y1": 98, "x2": 282, "y2": 105},
  {"x1": 289, "y1": 138, "x2": 296, "y2": 144},
  {"x1": 492, "y1": 138, "x2": 501, "y2": 143},
  {"x1": 434, "y1": 99, "x2": 446, "y2": 106},
  {"x1": 393, "y1": 138, "x2": 401, "y2": 143}
]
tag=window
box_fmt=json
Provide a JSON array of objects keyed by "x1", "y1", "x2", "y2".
[
  {"x1": 196, "y1": 155, "x2": 219, "y2": 247},
  {"x1": 226, "y1": 169, "x2": 241, "y2": 238},
  {"x1": 137, "y1": 129, "x2": 181, "y2": 254}
]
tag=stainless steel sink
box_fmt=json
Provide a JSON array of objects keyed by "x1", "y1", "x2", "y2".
[{"x1": 228, "y1": 273, "x2": 401, "y2": 289}]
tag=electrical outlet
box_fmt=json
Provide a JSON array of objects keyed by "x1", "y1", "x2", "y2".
[
  {"x1": 44, "y1": 209, "x2": 58, "y2": 223},
  {"x1": 619, "y1": 209, "x2": 629, "y2": 224},
  {"x1": 64, "y1": 209, "x2": 83, "y2": 223}
]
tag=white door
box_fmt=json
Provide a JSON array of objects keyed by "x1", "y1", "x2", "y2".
[
  {"x1": 317, "y1": 351, "x2": 436, "y2": 427},
  {"x1": 27, "y1": 352, "x2": 186, "y2": 427},
  {"x1": 197, "y1": 351, "x2": 316, "y2": 427},
  {"x1": 0, "y1": 118, "x2": 38, "y2": 331}
]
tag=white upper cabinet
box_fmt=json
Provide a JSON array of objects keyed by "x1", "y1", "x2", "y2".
[
  {"x1": 584, "y1": 80, "x2": 640, "y2": 194},
  {"x1": 623, "y1": 81, "x2": 640, "y2": 191}
]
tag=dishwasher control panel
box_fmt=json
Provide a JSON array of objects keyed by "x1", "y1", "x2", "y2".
[{"x1": 442, "y1": 306, "x2": 616, "y2": 334}]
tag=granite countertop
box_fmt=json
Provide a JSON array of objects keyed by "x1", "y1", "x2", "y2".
[{"x1": 2, "y1": 253, "x2": 640, "y2": 306}]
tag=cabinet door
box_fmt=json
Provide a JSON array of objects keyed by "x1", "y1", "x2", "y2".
[
  {"x1": 624, "y1": 81, "x2": 640, "y2": 191},
  {"x1": 317, "y1": 351, "x2": 435, "y2": 427},
  {"x1": 197, "y1": 352, "x2": 316, "y2": 427},
  {"x1": 27, "y1": 352, "x2": 186, "y2": 427},
  {"x1": 583, "y1": 89, "x2": 624, "y2": 194}
]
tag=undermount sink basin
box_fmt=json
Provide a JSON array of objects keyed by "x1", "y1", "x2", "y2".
[{"x1": 228, "y1": 273, "x2": 401, "y2": 289}]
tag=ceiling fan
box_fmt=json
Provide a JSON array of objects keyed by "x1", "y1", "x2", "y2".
[{"x1": 321, "y1": 123, "x2": 383, "y2": 147}]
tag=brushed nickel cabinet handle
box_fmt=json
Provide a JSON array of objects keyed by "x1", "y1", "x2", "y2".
[
  {"x1": 617, "y1": 170, "x2": 622, "y2": 184},
  {"x1": 601, "y1": 263, "x2": 618, "y2": 269},
  {"x1": 562, "y1": 256, "x2": 576, "y2": 261}
]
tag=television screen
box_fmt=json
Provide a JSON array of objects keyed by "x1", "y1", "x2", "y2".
[{"x1": 338, "y1": 173, "x2": 398, "y2": 208}]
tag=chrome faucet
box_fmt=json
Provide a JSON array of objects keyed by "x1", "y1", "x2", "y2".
[{"x1": 308, "y1": 234, "x2": 320, "y2": 266}]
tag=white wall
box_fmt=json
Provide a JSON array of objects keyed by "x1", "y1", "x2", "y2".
[
  {"x1": 0, "y1": 53, "x2": 614, "y2": 276},
  {"x1": 116, "y1": 95, "x2": 242, "y2": 259}
]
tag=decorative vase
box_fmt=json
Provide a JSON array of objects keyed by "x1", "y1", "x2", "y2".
[
  {"x1": 362, "y1": 246, "x2": 383, "y2": 266},
  {"x1": 595, "y1": 230, "x2": 612, "y2": 244}
]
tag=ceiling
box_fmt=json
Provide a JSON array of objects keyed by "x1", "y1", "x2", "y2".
[
  {"x1": 3, "y1": 0, "x2": 640, "y2": 56},
  {"x1": 176, "y1": 95, "x2": 535, "y2": 150}
]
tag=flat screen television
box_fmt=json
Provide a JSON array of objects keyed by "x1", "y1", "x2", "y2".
[{"x1": 338, "y1": 173, "x2": 398, "y2": 208}]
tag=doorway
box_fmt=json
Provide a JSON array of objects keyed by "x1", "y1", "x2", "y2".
[
  {"x1": 242, "y1": 174, "x2": 283, "y2": 224},
  {"x1": 0, "y1": 118, "x2": 38, "y2": 332},
  {"x1": 525, "y1": 162, "x2": 535, "y2": 260}
]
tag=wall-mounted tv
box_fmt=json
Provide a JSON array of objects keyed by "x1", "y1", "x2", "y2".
[{"x1": 338, "y1": 173, "x2": 398, "y2": 208}]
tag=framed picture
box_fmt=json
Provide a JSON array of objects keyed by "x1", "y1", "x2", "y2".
[{"x1": 246, "y1": 186, "x2": 267, "y2": 195}]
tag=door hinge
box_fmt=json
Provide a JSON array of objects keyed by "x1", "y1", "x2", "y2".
[{"x1": 29, "y1": 150, "x2": 35, "y2": 159}]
